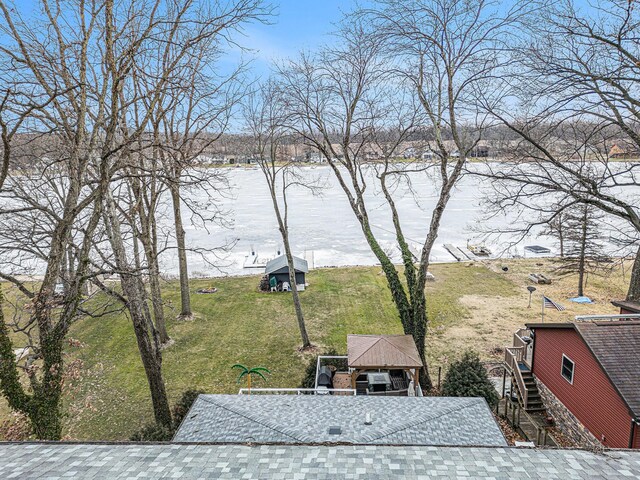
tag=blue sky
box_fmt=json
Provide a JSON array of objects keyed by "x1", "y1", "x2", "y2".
[
  {"x1": 227, "y1": 0, "x2": 356, "y2": 76},
  {"x1": 12, "y1": 0, "x2": 352, "y2": 69}
]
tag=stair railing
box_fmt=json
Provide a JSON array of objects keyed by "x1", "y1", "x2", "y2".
[
  {"x1": 513, "y1": 328, "x2": 532, "y2": 365},
  {"x1": 504, "y1": 346, "x2": 529, "y2": 409}
]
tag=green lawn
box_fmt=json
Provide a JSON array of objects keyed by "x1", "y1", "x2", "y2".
[{"x1": 2, "y1": 260, "x2": 625, "y2": 441}]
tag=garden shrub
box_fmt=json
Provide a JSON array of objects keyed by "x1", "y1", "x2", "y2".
[
  {"x1": 172, "y1": 389, "x2": 205, "y2": 430},
  {"x1": 442, "y1": 350, "x2": 499, "y2": 407},
  {"x1": 129, "y1": 388, "x2": 205, "y2": 441},
  {"x1": 129, "y1": 423, "x2": 173, "y2": 442},
  {"x1": 300, "y1": 348, "x2": 347, "y2": 388}
]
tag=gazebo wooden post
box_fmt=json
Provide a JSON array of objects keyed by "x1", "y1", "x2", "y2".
[
  {"x1": 412, "y1": 369, "x2": 419, "y2": 393},
  {"x1": 351, "y1": 370, "x2": 360, "y2": 390}
]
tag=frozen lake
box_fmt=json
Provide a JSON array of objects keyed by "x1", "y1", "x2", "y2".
[
  {"x1": 2, "y1": 163, "x2": 631, "y2": 278},
  {"x1": 157, "y1": 164, "x2": 628, "y2": 278}
]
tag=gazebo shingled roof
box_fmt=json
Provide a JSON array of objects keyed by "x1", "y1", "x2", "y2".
[{"x1": 347, "y1": 334, "x2": 423, "y2": 369}]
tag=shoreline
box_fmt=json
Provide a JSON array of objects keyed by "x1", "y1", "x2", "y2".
[{"x1": 0, "y1": 256, "x2": 574, "y2": 283}]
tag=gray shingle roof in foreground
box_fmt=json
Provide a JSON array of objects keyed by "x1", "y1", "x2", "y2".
[
  {"x1": 2, "y1": 443, "x2": 640, "y2": 479},
  {"x1": 173, "y1": 394, "x2": 507, "y2": 446}
]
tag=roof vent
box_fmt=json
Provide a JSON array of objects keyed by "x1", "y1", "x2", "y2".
[
  {"x1": 364, "y1": 412, "x2": 372, "y2": 425},
  {"x1": 328, "y1": 426, "x2": 342, "y2": 435}
]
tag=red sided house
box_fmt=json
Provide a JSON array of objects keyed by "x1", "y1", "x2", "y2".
[
  {"x1": 505, "y1": 318, "x2": 640, "y2": 449},
  {"x1": 612, "y1": 300, "x2": 640, "y2": 316}
]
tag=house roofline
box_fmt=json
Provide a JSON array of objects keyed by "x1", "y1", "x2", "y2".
[
  {"x1": 525, "y1": 323, "x2": 574, "y2": 330},
  {"x1": 611, "y1": 300, "x2": 640, "y2": 313}
]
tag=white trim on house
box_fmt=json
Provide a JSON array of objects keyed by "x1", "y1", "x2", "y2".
[{"x1": 561, "y1": 354, "x2": 575, "y2": 384}]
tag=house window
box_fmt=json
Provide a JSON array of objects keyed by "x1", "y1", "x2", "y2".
[{"x1": 561, "y1": 355, "x2": 574, "y2": 384}]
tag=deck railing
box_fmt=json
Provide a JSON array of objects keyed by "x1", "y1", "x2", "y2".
[
  {"x1": 513, "y1": 328, "x2": 532, "y2": 365},
  {"x1": 314, "y1": 356, "x2": 348, "y2": 389},
  {"x1": 238, "y1": 388, "x2": 356, "y2": 395},
  {"x1": 513, "y1": 329, "x2": 528, "y2": 348},
  {"x1": 504, "y1": 346, "x2": 529, "y2": 409}
]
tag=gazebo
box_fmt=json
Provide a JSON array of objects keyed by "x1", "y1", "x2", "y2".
[{"x1": 347, "y1": 334, "x2": 423, "y2": 393}]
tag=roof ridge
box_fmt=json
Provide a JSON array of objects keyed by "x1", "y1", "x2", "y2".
[
  {"x1": 363, "y1": 399, "x2": 479, "y2": 443},
  {"x1": 384, "y1": 336, "x2": 423, "y2": 364},
  {"x1": 350, "y1": 337, "x2": 382, "y2": 365},
  {"x1": 198, "y1": 396, "x2": 303, "y2": 442}
]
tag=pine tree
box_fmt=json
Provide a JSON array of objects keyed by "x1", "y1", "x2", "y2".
[
  {"x1": 442, "y1": 351, "x2": 499, "y2": 407},
  {"x1": 556, "y1": 205, "x2": 608, "y2": 296},
  {"x1": 542, "y1": 212, "x2": 567, "y2": 257}
]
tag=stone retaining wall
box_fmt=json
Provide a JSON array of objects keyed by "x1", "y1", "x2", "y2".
[{"x1": 535, "y1": 379, "x2": 602, "y2": 449}]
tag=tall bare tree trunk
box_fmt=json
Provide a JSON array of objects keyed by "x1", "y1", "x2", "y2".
[
  {"x1": 145, "y1": 241, "x2": 170, "y2": 345},
  {"x1": 104, "y1": 193, "x2": 172, "y2": 428},
  {"x1": 171, "y1": 183, "x2": 192, "y2": 319},
  {"x1": 627, "y1": 246, "x2": 640, "y2": 303},
  {"x1": 281, "y1": 233, "x2": 311, "y2": 349},
  {"x1": 577, "y1": 209, "x2": 588, "y2": 297},
  {"x1": 270, "y1": 179, "x2": 311, "y2": 349},
  {"x1": 126, "y1": 165, "x2": 170, "y2": 345}
]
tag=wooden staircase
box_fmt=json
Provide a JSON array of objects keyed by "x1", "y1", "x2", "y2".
[
  {"x1": 505, "y1": 346, "x2": 546, "y2": 412},
  {"x1": 517, "y1": 366, "x2": 544, "y2": 412}
]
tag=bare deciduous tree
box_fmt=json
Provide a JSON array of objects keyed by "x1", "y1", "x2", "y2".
[
  {"x1": 278, "y1": 2, "x2": 513, "y2": 388},
  {"x1": 478, "y1": 0, "x2": 640, "y2": 301},
  {"x1": 152, "y1": 36, "x2": 247, "y2": 320},
  {"x1": 0, "y1": 0, "x2": 139, "y2": 439},
  {"x1": 0, "y1": 0, "x2": 269, "y2": 437},
  {"x1": 243, "y1": 82, "x2": 314, "y2": 350}
]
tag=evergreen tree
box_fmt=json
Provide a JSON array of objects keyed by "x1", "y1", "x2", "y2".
[
  {"x1": 541, "y1": 212, "x2": 567, "y2": 257},
  {"x1": 442, "y1": 351, "x2": 499, "y2": 407},
  {"x1": 556, "y1": 205, "x2": 608, "y2": 296}
]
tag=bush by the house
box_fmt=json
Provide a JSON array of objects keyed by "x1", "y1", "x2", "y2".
[
  {"x1": 300, "y1": 349, "x2": 347, "y2": 388},
  {"x1": 172, "y1": 389, "x2": 205, "y2": 430},
  {"x1": 129, "y1": 388, "x2": 204, "y2": 441},
  {"x1": 129, "y1": 423, "x2": 173, "y2": 442},
  {"x1": 442, "y1": 350, "x2": 499, "y2": 407}
]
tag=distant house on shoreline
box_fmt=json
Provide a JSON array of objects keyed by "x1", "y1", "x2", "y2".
[{"x1": 609, "y1": 143, "x2": 640, "y2": 159}]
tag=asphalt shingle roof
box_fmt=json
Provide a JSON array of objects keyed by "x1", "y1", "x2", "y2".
[
  {"x1": 1, "y1": 443, "x2": 640, "y2": 479},
  {"x1": 172, "y1": 394, "x2": 507, "y2": 446},
  {"x1": 575, "y1": 320, "x2": 640, "y2": 417},
  {"x1": 264, "y1": 255, "x2": 308, "y2": 274}
]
